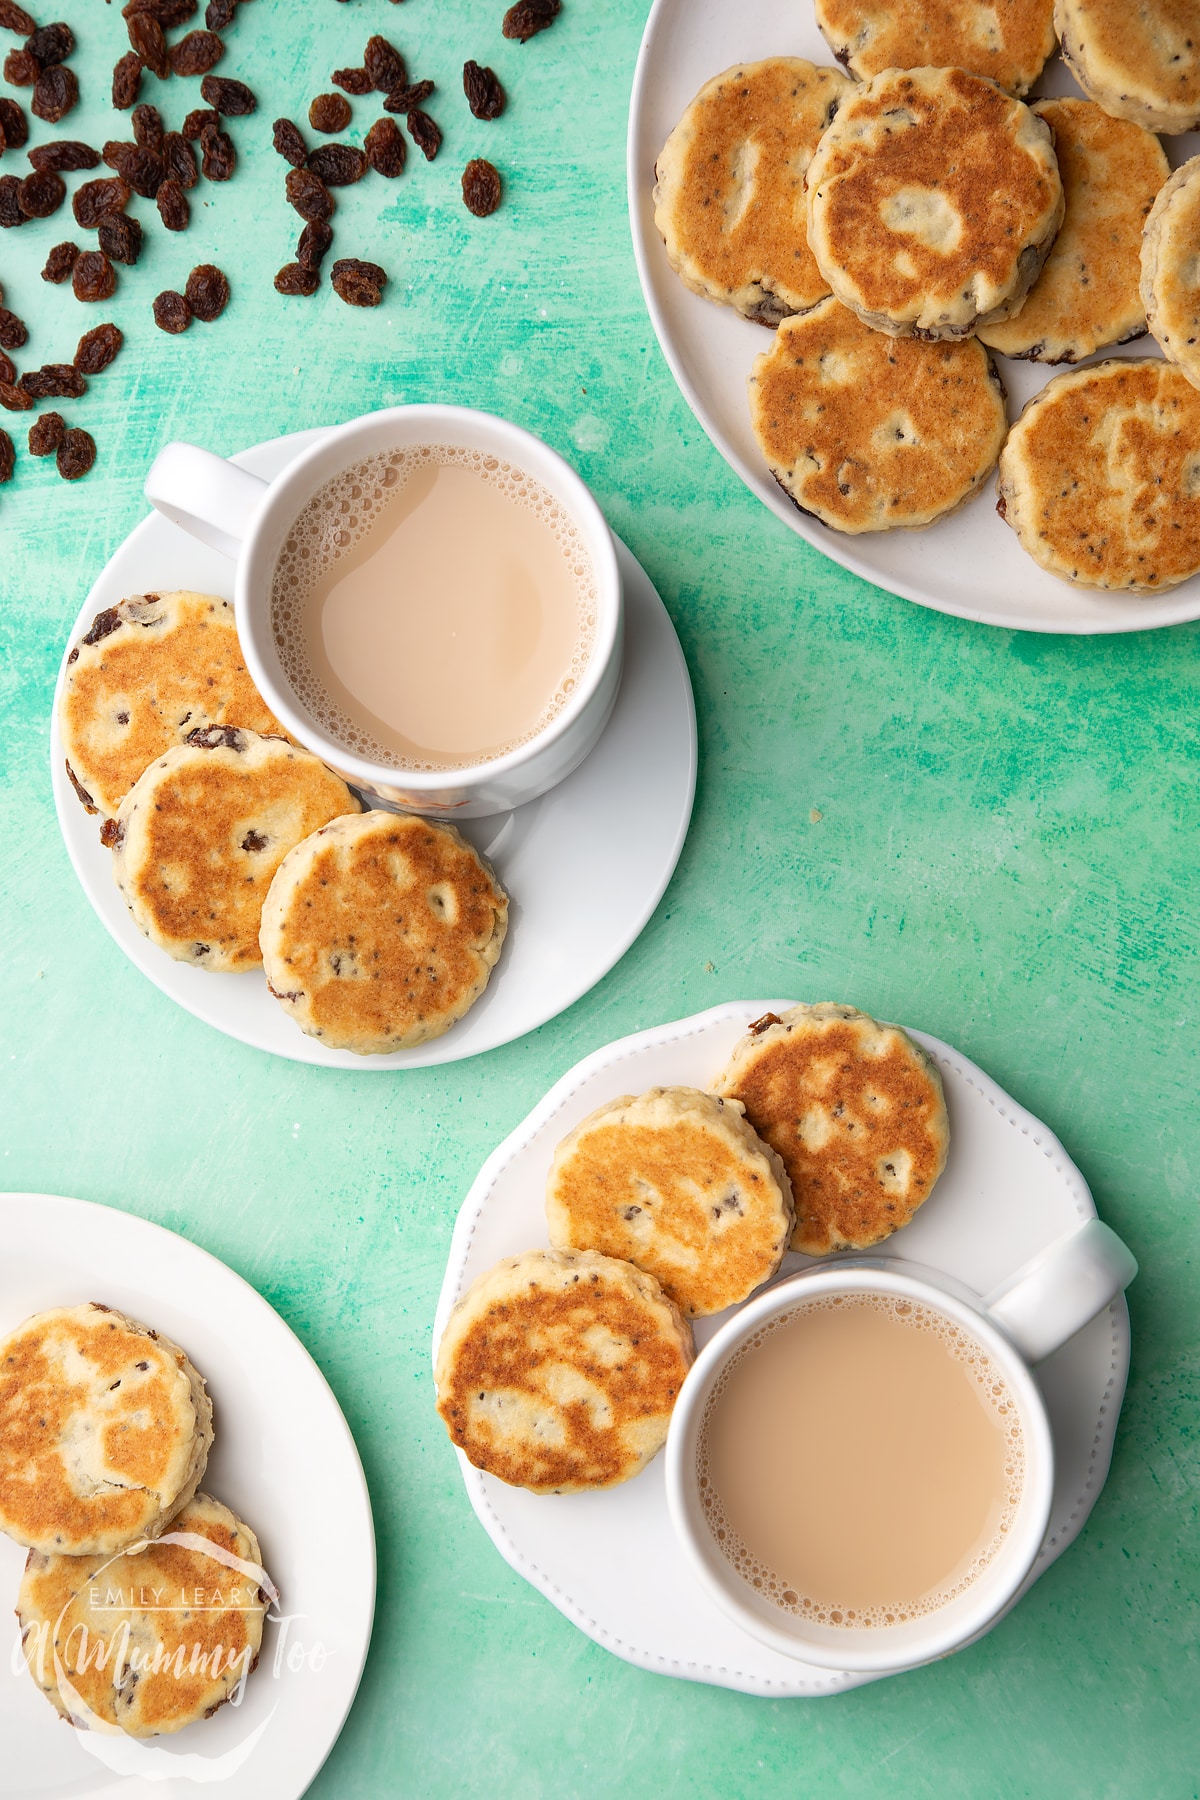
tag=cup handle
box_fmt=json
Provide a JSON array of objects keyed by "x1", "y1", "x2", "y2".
[
  {"x1": 981, "y1": 1217, "x2": 1137, "y2": 1364},
  {"x1": 144, "y1": 442, "x2": 270, "y2": 562}
]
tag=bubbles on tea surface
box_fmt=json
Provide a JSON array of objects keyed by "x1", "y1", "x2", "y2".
[
  {"x1": 270, "y1": 443, "x2": 599, "y2": 770},
  {"x1": 696, "y1": 1294, "x2": 1027, "y2": 1629}
]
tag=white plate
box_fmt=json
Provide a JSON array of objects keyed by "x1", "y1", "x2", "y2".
[
  {"x1": 50, "y1": 430, "x2": 697, "y2": 1068},
  {"x1": 0, "y1": 1193, "x2": 375, "y2": 1797},
  {"x1": 628, "y1": 2, "x2": 1200, "y2": 634},
  {"x1": 435, "y1": 1002, "x2": 1131, "y2": 1696}
]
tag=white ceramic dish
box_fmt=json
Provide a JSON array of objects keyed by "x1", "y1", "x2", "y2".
[
  {"x1": 50, "y1": 429, "x2": 697, "y2": 1069},
  {"x1": 434, "y1": 1002, "x2": 1131, "y2": 1696},
  {"x1": 0, "y1": 1192, "x2": 375, "y2": 1798},
  {"x1": 627, "y1": 1, "x2": 1200, "y2": 634}
]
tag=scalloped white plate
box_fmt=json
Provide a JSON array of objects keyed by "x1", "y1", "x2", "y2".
[
  {"x1": 628, "y1": 0, "x2": 1200, "y2": 633},
  {"x1": 435, "y1": 1002, "x2": 1130, "y2": 1695}
]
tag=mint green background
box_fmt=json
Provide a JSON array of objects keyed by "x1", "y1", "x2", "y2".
[{"x1": 1, "y1": 2, "x2": 1197, "y2": 1794}]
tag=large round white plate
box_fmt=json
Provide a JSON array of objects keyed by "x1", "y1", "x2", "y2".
[
  {"x1": 0, "y1": 1193, "x2": 375, "y2": 1797},
  {"x1": 50, "y1": 430, "x2": 697, "y2": 1068},
  {"x1": 628, "y1": 3, "x2": 1200, "y2": 634},
  {"x1": 435, "y1": 1002, "x2": 1131, "y2": 1696}
]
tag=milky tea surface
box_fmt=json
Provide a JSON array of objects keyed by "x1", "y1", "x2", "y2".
[
  {"x1": 272, "y1": 445, "x2": 597, "y2": 769},
  {"x1": 699, "y1": 1295, "x2": 1026, "y2": 1626}
]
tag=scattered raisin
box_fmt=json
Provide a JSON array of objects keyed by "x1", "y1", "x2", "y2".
[
  {"x1": 32, "y1": 64, "x2": 77, "y2": 124},
  {"x1": 0, "y1": 303, "x2": 25, "y2": 348},
  {"x1": 111, "y1": 144, "x2": 164, "y2": 197},
  {"x1": 406, "y1": 108, "x2": 440, "y2": 161},
  {"x1": 331, "y1": 67, "x2": 372, "y2": 95},
  {"x1": 3, "y1": 47, "x2": 37, "y2": 84},
  {"x1": 42, "y1": 240, "x2": 78, "y2": 282},
  {"x1": 98, "y1": 213, "x2": 142, "y2": 263},
  {"x1": 199, "y1": 122, "x2": 235, "y2": 178},
  {"x1": 309, "y1": 92, "x2": 351, "y2": 133},
  {"x1": 296, "y1": 217, "x2": 332, "y2": 272},
  {"x1": 185, "y1": 261, "x2": 228, "y2": 319},
  {"x1": 132, "y1": 102, "x2": 164, "y2": 150},
  {"x1": 330, "y1": 257, "x2": 386, "y2": 307},
  {"x1": 462, "y1": 157, "x2": 501, "y2": 216},
  {"x1": 127, "y1": 13, "x2": 170, "y2": 79},
  {"x1": 17, "y1": 169, "x2": 65, "y2": 217},
  {"x1": 205, "y1": 0, "x2": 237, "y2": 28},
  {"x1": 182, "y1": 104, "x2": 219, "y2": 138},
  {"x1": 0, "y1": 174, "x2": 27, "y2": 226},
  {"x1": 74, "y1": 322, "x2": 123, "y2": 373},
  {"x1": 0, "y1": 425, "x2": 13, "y2": 481},
  {"x1": 383, "y1": 79, "x2": 433, "y2": 113},
  {"x1": 463, "y1": 61, "x2": 505, "y2": 120},
  {"x1": 29, "y1": 411, "x2": 65, "y2": 455},
  {"x1": 57, "y1": 426, "x2": 96, "y2": 480},
  {"x1": 307, "y1": 142, "x2": 366, "y2": 185},
  {"x1": 363, "y1": 115, "x2": 405, "y2": 177},
  {"x1": 153, "y1": 288, "x2": 190, "y2": 332},
  {"x1": 112, "y1": 52, "x2": 143, "y2": 110},
  {"x1": 0, "y1": 350, "x2": 11, "y2": 382},
  {"x1": 0, "y1": 96, "x2": 28, "y2": 148},
  {"x1": 274, "y1": 261, "x2": 317, "y2": 296},
  {"x1": 502, "y1": 0, "x2": 560, "y2": 40},
  {"x1": 285, "y1": 164, "x2": 333, "y2": 219},
  {"x1": 25, "y1": 21, "x2": 75, "y2": 66},
  {"x1": 72, "y1": 251, "x2": 117, "y2": 302},
  {"x1": 200, "y1": 73, "x2": 255, "y2": 114},
  {"x1": 124, "y1": 0, "x2": 197, "y2": 24},
  {"x1": 20, "y1": 363, "x2": 86, "y2": 400},
  {"x1": 162, "y1": 131, "x2": 198, "y2": 187},
  {"x1": 271, "y1": 116, "x2": 306, "y2": 166},
  {"x1": 29, "y1": 139, "x2": 98, "y2": 171},
  {"x1": 0, "y1": 379, "x2": 32, "y2": 409},
  {"x1": 155, "y1": 176, "x2": 188, "y2": 229},
  {"x1": 73, "y1": 177, "x2": 130, "y2": 227},
  {"x1": 364, "y1": 34, "x2": 405, "y2": 92},
  {"x1": 171, "y1": 29, "x2": 223, "y2": 75},
  {"x1": 0, "y1": 3, "x2": 36, "y2": 34}
]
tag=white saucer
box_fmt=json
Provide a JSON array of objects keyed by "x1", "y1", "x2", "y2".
[
  {"x1": 50, "y1": 429, "x2": 697, "y2": 1069},
  {"x1": 434, "y1": 1002, "x2": 1130, "y2": 1697},
  {"x1": 627, "y1": 0, "x2": 1200, "y2": 634},
  {"x1": 0, "y1": 1193, "x2": 375, "y2": 1798}
]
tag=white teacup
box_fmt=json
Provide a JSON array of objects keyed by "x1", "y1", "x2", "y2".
[
  {"x1": 143, "y1": 406, "x2": 624, "y2": 819},
  {"x1": 665, "y1": 1217, "x2": 1137, "y2": 1673}
]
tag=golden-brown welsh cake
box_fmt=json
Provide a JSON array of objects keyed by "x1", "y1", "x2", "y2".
[
  {"x1": 805, "y1": 66, "x2": 1064, "y2": 340},
  {"x1": 712, "y1": 1004, "x2": 950, "y2": 1256},
  {"x1": 1057, "y1": 0, "x2": 1200, "y2": 135},
  {"x1": 749, "y1": 295, "x2": 1008, "y2": 533},
  {"x1": 109, "y1": 725, "x2": 356, "y2": 973},
  {"x1": 58, "y1": 592, "x2": 284, "y2": 822},
  {"x1": 996, "y1": 359, "x2": 1200, "y2": 590},
  {"x1": 813, "y1": 0, "x2": 1056, "y2": 96},
  {"x1": 18, "y1": 1492, "x2": 269, "y2": 1736},
  {"x1": 260, "y1": 810, "x2": 508, "y2": 1054},
  {"x1": 653, "y1": 57, "x2": 852, "y2": 325},
  {"x1": 0, "y1": 1302, "x2": 213, "y2": 1556},
  {"x1": 1141, "y1": 156, "x2": 1200, "y2": 388},
  {"x1": 545, "y1": 1087, "x2": 793, "y2": 1318},
  {"x1": 434, "y1": 1249, "x2": 694, "y2": 1494}
]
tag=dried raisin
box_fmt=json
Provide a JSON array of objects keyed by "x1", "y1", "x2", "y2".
[
  {"x1": 132, "y1": 101, "x2": 164, "y2": 150},
  {"x1": 0, "y1": 175, "x2": 27, "y2": 227},
  {"x1": 153, "y1": 288, "x2": 191, "y2": 332},
  {"x1": 18, "y1": 169, "x2": 65, "y2": 217},
  {"x1": 406, "y1": 108, "x2": 440, "y2": 161},
  {"x1": 309, "y1": 92, "x2": 351, "y2": 133},
  {"x1": 3, "y1": 47, "x2": 37, "y2": 84},
  {"x1": 97, "y1": 213, "x2": 142, "y2": 263},
  {"x1": 74, "y1": 322, "x2": 123, "y2": 373},
  {"x1": 272, "y1": 116, "x2": 306, "y2": 166},
  {"x1": 0, "y1": 97, "x2": 28, "y2": 148},
  {"x1": 57, "y1": 426, "x2": 96, "y2": 480},
  {"x1": 200, "y1": 74, "x2": 255, "y2": 114},
  {"x1": 332, "y1": 67, "x2": 372, "y2": 95},
  {"x1": 364, "y1": 34, "x2": 405, "y2": 92},
  {"x1": 182, "y1": 105, "x2": 218, "y2": 138},
  {"x1": 0, "y1": 380, "x2": 32, "y2": 410},
  {"x1": 25, "y1": 22, "x2": 75, "y2": 66},
  {"x1": 112, "y1": 143, "x2": 165, "y2": 197},
  {"x1": 171, "y1": 29, "x2": 223, "y2": 75},
  {"x1": 156, "y1": 177, "x2": 188, "y2": 229},
  {"x1": 0, "y1": 3, "x2": 35, "y2": 33},
  {"x1": 199, "y1": 123, "x2": 235, "y2": 178},
  {"x1": 163, "y1": 131, "x2": 198, "y2": 187},
  {"x1": 274, "y1": 261, "x2": 317, "y2": 296},
  {"x1": 0, "y1": 304, "x2": 25, "y2": 348},
  {"x1": 462, "y1": 157, "x2": 501, "y2": 216},
  {"x1": 29, "y1": 411, "x2": 65, "y2": 455},
  {"x1": 20, "y1": 364, "x2": 86, "y2": 400},
  {"x1": 307, "y1": 142, "x2": 366, "y2": 185},
  {"x1": 32, "y1": 64, "x2": 77, "y2": 123},
  {"x1": 0, "y1": 425, "x2": 13, "y2": 481},
  {"x1": 28, "y1": 139, "x2": 98, "y2": 171},
  {"x1": 41, "y1": 240, "x2": 79, "y2": 283},
  {"x1": 463, "y1": 61, "x2": 505, "y2": 120},
  {"x1": 112, "y1": 52, "x2": 143, "y2": 110},
  {"x1": 502, "y1": 0, "x2": 560, "y2": 40},
  {"x1": 330, "y1": 257, "x2": 386, "y2": 307},
  {"x1": 0, "y1": 350, "x2": 12, "y2": 382},
  {"x1": 73, "y1": 177, "x2": 130, "y2": 227},
  {"x1": 72, "y1": 251, "x2": 117, "y2": 302},
  {"x1": 383, "y1": 80, "x2": 433, "y2": 113},
  {"x1": 297, "y1": 216, "x2": 332, "y2": 270},
  {"x1": 124, "y1": 0, "x2": 197, "y2": 24},
  {"x1": 127, "y1": 13, "x2": 169, "y2": 79},
  {"x1": 205, "y1": 0, "x2": 237, "y2": 29},
  {"x1": 363, "y1": 116, "x2": 405, "y2": 177},
  {"x1": 285, "y1": 165, "x2": 333, "y2": 220},
  {"x1": 185, "y1": 261, "x2": 228, "y2": 319}
]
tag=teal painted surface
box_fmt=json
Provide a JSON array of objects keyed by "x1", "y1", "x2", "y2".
[{"x1": 1, "y1": 2, "x2": 1198, "y2": 1794}]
